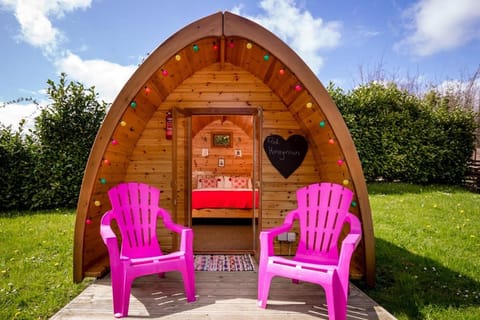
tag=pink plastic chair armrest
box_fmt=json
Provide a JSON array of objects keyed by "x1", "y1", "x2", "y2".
[
  {"x1": 157, "y1": 208, "x2": 193, "y2": 253},
  {"x1": 338, "y1": 214, "x2": 362, "y2": 289},
  {"x1": 178, "y1": 228, "x2": 194, "y2": 253},
  {"x1": 260, "y1": 210, "x2": 299, "y2": 257},
  {"x1": 339, "y1": 214, "x2": 362, "y2": 260},
  {"x1": 159, "y1": 208, "x2": 189, "y2": 233},
  {"x1": 346, "y1": 213, "x2": 362, "y2": 235},
  {"x1": 100, "y1": 212, "x2": 121, "y2": 261},
  {"x1": 262, "y1": 210, "x2": 298, "y2": 236}
]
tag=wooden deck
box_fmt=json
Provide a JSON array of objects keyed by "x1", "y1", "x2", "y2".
[{"x1": 52, "y1": 271, "x2": 396, "y2": 319}]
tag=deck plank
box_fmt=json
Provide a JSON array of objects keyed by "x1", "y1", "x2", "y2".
[{"x1": 51, "y1": 271, "x2": 396, "y2": 319}]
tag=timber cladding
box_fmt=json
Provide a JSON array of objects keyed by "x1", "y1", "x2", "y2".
[{"x1": 74, "y1": 11, "x2": 375, "y2": 287}]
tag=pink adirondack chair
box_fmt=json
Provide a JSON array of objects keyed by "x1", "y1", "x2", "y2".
[
  {"x1": 257, "y1": 182, "x2": 362, "y2": 320},
  {"x1": 100, "y1": 182, "x2": 196, "y2": 318}
]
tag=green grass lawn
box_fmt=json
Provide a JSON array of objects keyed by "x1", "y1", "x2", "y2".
[
  {"x1": 0, "y1": 210, "x2": 93, "y2": 320},
  {"x1": 355, "y1": 183, "x2": 480, "y2": 320},
  {"x1": 0, "y1": 183, "x2": 479, "y2": 319}
]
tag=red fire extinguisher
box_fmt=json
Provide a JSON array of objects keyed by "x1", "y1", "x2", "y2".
[{"x1": 165, "y1": 110, "x2": 173, "y2": 140}]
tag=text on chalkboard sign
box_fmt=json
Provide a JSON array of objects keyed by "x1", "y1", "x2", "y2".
[{"x1": 263, "y1": 134, "x2": 308, "y2": 178}]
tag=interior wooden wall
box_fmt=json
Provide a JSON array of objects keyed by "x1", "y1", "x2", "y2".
[{"x1": 192, "y1": 118, "x2": 253, "y2": 177}]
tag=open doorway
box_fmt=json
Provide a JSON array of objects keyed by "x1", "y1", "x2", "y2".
[{"x1": 190, "y1": 113, "x2": 259, "y2": 253}]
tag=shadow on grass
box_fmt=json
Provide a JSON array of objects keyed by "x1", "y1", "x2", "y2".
[{"x1": 354, "y1": 238, "x2": 480, "y2": 319}]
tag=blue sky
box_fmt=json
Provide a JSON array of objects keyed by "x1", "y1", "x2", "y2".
[{"x1": 1, "y1": 0, "x2": 479, "y2": 129}]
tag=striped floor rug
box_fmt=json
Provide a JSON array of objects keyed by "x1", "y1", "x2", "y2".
[{"x1": 194, "y1": 254, "x2": 256, "y2": 272}]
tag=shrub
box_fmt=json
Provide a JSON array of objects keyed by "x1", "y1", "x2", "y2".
[
  {"x1": 0, "y1": 123, "x2": 36, "y2": 210},
  {"x1": 329, "y1": 82, "x2": 477, "y2": 184}
]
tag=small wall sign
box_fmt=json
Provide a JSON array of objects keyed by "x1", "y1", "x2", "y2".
[{"x1": 263, "y1": 134, "x2": 308, "y2": 178}]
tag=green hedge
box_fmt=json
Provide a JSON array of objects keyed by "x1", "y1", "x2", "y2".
[
  {"x1": 0, "y1": 125, "x2": 37, "y2": 210},
  {"x1": 329, "y1": 82, "x2": 477, "y2": 184}
]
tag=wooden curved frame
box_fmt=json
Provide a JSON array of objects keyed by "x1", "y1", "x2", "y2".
[{"x1": 74, "y1": 11, "x2": 375, "y2": 286}]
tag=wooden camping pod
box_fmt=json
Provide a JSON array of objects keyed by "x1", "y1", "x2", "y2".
[{"x1": 74, "y1": 11, "x2": 375, "y2": 286}]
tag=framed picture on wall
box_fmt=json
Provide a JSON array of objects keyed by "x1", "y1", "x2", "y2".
[
  {"x1": 218, "y1": 158, "x2": 225, "y2": 167},
  {"x1": 212, "y1": 132, "x2": 232, "y2": 147}
]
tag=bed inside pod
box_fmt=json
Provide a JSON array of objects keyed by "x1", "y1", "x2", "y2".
[{"x1": 190, "y1": 114, "x2": 257, "y2": 253}]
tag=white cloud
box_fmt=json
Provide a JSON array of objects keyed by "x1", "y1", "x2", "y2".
[
  {"x1": 397, "y1": 0, "x2": 480, "y2": 56},
  {"x1": 0, "y1": 0, "x2": 92, "y2": 56},
  {"x1": 434, "y1": 78, "x2": 480, "y2": 111},
  {"x1": 356, "y1": 26, "x2": 380, "y2": 38},
  {"x1": 55, "y1": 52, "x2": 137, "y2": 103},
  {"x1": 1, "y1": 49, "x2": 139, "y2": 128},
  {"x1": 0, "y1": 100, "x2": 46, "y2": 130},
  {"x1": 0, "y1": 0, "x2": 136, "y2": 106},
  {"x1": 0, "y1": 49, "x2": 139, "y2": 129},
  {"x1": 233, "y1": 0, "x2": 342, "y2": 74}
]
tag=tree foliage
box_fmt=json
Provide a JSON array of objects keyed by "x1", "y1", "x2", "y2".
[
  {"x1": 0, "y1": 73, "x2": 106, "y2": 211},
  {"x1": 30, "y1": 73, "x2": 107, "y2": 209}
]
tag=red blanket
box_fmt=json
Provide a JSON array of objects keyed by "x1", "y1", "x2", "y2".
[{"x1": 192, "y1": 189, "x2": 259, "y2": 209}]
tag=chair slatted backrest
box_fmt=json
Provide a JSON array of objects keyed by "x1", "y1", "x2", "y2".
[
  {"x1": 296, "y1": 183, "x2": 353, "y2": 259},
  {"x1": 107, "y1": 182, "x2": 162, "y2": 258}
]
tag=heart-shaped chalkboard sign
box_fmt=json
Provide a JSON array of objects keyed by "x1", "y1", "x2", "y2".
[{"x1": 263, "y1": 134, "x2": 308, "y2": 178}]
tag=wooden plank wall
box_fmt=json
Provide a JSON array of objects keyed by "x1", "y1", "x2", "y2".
[
  {"x1": 80, "y1": 91, "x2": 160, "y2": 276},
  {"x1": 119, "y1": 62, "x2": 321, "y2": 256},
  {"x1": 83, "y1": 60, "x2": 363, "y2": 278},
  {"x1": 191, "y1": 118, "x2": 253, "y2": 177}
]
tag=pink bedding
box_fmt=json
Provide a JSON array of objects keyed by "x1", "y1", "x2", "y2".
[{"x1": 192, "y1": 189, "x2": 259, "y2": 209}]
